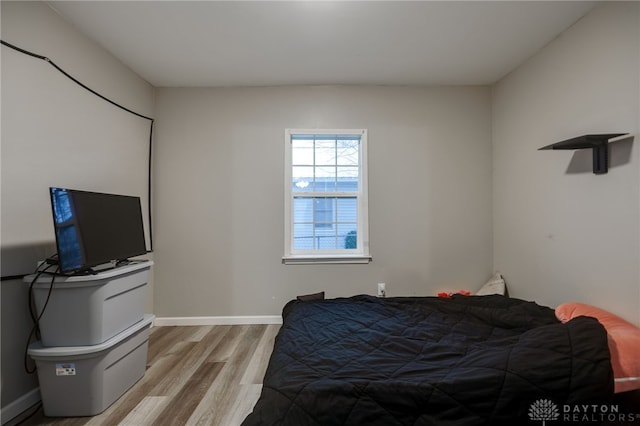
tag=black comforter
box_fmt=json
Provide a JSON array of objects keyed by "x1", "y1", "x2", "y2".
[{"x1": 243, "y1": 295, "x2": 613, "y2": 425}]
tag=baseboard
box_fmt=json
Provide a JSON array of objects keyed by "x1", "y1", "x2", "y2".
[
  {"x1": 1, "y1": 388, "x2": 40, "y2": 426},
  {"x1": 153, "y1": 315, "x2": 282, "y2": 326}
]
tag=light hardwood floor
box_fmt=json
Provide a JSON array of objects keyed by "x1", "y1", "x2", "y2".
[{"x1": 22, "y1": 324, "x2": 280, "y2": 426}]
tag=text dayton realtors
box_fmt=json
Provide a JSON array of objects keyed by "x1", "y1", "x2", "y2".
[{"x1": 563, "y1": 404, "x2": 638, "y2": 423}]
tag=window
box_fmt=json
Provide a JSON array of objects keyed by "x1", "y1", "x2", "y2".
[{"x1": 283, "y1": 129, "x2": 371, "y2": 264}]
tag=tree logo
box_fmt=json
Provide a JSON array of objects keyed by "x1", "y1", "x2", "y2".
[{"x1": 528, "y1": 399, "x2": 559, "y2": 425}]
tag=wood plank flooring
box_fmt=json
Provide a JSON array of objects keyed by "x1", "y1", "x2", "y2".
[{"x1": 21, "y1": 324, "x2": 280, "y2": 426}]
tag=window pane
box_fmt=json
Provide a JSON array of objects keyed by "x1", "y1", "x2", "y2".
[
  {"x1": 337, "y1": 197, "x2": 357, "y2": 222},
  {"x1": 337, "y1": 167, "x2": 359, "y2": 192},
  {"x1": 317, "y1": 234, "x2": 338, "y2": 250},
  {"x1": 338, "y1": 225, "x2": 358, "y2": 249},
  {"x1": 314, "y1": 167, "x2": 336, "y2": 192},
  {"x1": 292, "y1": 179, "x2": 311, "y2": 191},
  {"x1": 315, "y1": 141, "x2": 335, "y2": 166},
  {"x1": 292, "y1": 166, "x2": 313, "y2": 192},
  {"x1": 314, "y1": 197, "x2": 335, "y2": 226},
  {"x1": 314, "y1": 166, "x2": 335, "y2": 178},
  {"x1": 292, "y1": 166, "x2": 313, "y2": 179},
  {"x1": 336, "y1": 178, "x2": 358, "y2": 192},
  {"x1": 337, "y1": 166, "x2": 359, "y2": 178},
  {"x1": 293, "y1": 197, "x2": 313, "y2": 223},
  {"x1": 292, "y1": 140, "x2": 314, "y2": 165},
  {"x1": 336, "y1": 139, "x2": 359, "y2": 166},
  {"x1": 293, "y1": 224, "x2": 314, "y2": 250},
  {"x1": 292, "y1": 138, "x2": 314, "y2": 146}
]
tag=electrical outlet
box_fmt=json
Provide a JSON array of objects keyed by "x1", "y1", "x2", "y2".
[{"x1": 377, "y1": 283, "x2": 386, "y2": 298}]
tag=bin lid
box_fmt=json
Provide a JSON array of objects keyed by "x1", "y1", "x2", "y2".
[
  {"x1": 28, "y1": 314, "x2": 155, "y2": 357},
  {"x1": 24, "y1": 260, "x2": 153, "y2": 287}
]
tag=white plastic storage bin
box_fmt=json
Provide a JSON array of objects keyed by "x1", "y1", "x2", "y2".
[
  {"x1": 26, "y1": 261, "x2": 152, "y2": 346},
  {"x1": 28, "y1": 314, "x2": 155, "y2": 417}
]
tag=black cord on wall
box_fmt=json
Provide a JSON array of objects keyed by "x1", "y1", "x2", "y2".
[
  {"x1": 24, "y1": 263, "x2": 59, "y2": 374},
  {"x1": 1, "y1": 39, "x2": 155, "y2": 252}
]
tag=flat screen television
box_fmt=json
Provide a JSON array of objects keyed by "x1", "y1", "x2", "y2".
[{"x1": 49, "y1": 187, "x2": 148, "y2": 273}]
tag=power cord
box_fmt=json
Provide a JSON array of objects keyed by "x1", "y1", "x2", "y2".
[
  {"x1": 0, "y1": 39, "x2": 155, "y2": 252},
  {"x1": 0, "y1": 40, "x2": 153, "y2": 121},
  {"x1": 27, "y1": 256, "x2": 58, "y2": 335},
  {"x1": 24, "y1": 263, "x2": 60, "y2": 374}
]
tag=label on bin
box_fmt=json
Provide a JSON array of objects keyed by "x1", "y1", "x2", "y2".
[{"x1": 55, "y1": 363, "x2": 76, "y2": 376}]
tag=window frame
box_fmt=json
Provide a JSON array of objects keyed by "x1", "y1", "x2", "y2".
[{"x1": 283, "y1": 129, "x2": 371, "y2": 264}]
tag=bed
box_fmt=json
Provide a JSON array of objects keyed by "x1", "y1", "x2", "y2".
[{"x1": 242, "y1": 294, "x2": 615, "y2": 425}]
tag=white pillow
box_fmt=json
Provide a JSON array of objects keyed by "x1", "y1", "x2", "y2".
[{"x1": 476, "y1": 272, "x2": 506, "y2": 296}]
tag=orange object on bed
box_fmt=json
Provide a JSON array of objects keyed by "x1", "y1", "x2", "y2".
[{"x1": 555, "y1": 302, "x2": 640, "y2": 393}]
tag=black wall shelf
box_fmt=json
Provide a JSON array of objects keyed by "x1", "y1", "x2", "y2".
[{"x1": 539, "y1": 133, "x2": 629, "y2": 174}]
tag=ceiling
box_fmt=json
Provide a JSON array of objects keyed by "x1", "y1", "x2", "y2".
[{"x1": 46, "y1": 1, "x2": 598, "y2": 88}]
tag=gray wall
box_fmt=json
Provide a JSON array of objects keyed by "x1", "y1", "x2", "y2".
[
  {"x1": 153, "y1": 85, "x2": 493, "y2": 317},
  {"x1": 492, "y1": 2, "x2": 640, "y2": 324},
  {"x1": 1, "y1": 2, "x2": 154, "y2": 422}
]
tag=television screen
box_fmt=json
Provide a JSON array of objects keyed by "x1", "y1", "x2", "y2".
[{"x1": 49, "y1": 187, "x2": 147, "y2": 273}]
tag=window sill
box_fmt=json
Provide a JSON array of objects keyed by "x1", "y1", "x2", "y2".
[{"x1": 282, "y1": 254, "x2": 372, "y2": 265}]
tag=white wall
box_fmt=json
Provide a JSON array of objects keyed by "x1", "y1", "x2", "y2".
[
  {"x1": 1, "y1": 2, "x2": 154, "y2": 257},
  {"x1": 154, "y1": 85, "x2": 493, "y2": 317},
  {"x1": 0, "y1": 2, "x2": 155, "y2": 422},
  {"x1": 492, "y1": 2, "x2": 640, "y2": 324}
]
